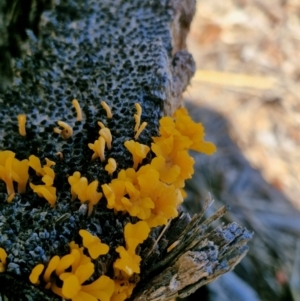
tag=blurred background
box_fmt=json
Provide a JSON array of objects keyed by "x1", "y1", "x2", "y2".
[{"x1": 181, "y1": 0, "x2": 300, "y2": 300}]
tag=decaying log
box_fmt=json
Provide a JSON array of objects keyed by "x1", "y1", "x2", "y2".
[
  {"x1": 0, "y1": 0, "x2": 252, "y2": 300},
  {"x1": 132, "y1": 201, "x2": 252, "y2": 301}
]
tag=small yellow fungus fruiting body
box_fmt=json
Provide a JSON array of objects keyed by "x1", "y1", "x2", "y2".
[
  {"x1": 28, "y1": 155, "x2": 56, "y2": 202},
  {"x1": 97, "y1": 121, "x2": 105, "y2": 129},
  {"x1": 72, "y1": 99, "x2": 83, "y2": 121},
  {"x1": 134, "y1": 122, "x2": 147, "y2": 140},
  {"x1": 114, "y1": 246, "x2": 141, "y2": 276},
  {"x1": 101, "y1": 101, "x2": 113, "y2": 118},
  {"x1": 43, "y1": 255, "x2": 60, "y2": 283},
  {"x1": 68, "y1": 173, "x2": 103, "y2": 216},
  {"x1": 68, "y1": 171, "x2": 81, "y2": 200},
  {"x1": 124, "y1": 140, "x2": 150, "y2": 170},
  {"x1": 79, "y1": 229, "x2": 109, "y2": 259},
  {"x1": 29, "y1": 264, "x2": 45, "y2": 285},
  {"x1": 30, "y1": 183, "x2": 57, "y2": 207},
  {"x1": 134, "y1": 114, "x2": 140, "y2": 132},
  {"x1": 99, "y1": 127, "x2": 112, "y2": 149},
  {"x1": 42, "y1": 166, "x2": 55, "y2": 186},
  {"x1": 53, "y1": 127, "x2": 62, "y2": 135},
  {"x1": 134, "y1": 103, "x2": 142, "y2": 132},
  {"x1": 0, "y1": 151, "x2": 30, "y2": 197},
  {"x1": 173, "y1": 108, "x2": 217, "y2": 154},
  {"x1": 60, "y1": 272, "x2": 115, "y2": 301},
  {"x1": 114, "y1": 222, "x2": 150, "y2": 276},
  {"x1": 0, "y1": 151, "x2": 15, "y2": 196},
  {"x1": 12, "y1": 158, "x2": 29, "y2": 193},
  {"x1": 55, "y1": 254, "x2": 74, "y2": 276},
  {"x1": 105, "y1": 158, "x2": 117, "y2": 175},
  {"x1": 45, "y1": 158, "x2": 56, "y2": 168},
  {"x1": 17, "y1": 114, "x2": 27, "y2": 136},
  {"x1": 0, "y1": 247, "x2": 7, "y2": 273},
  {"x1": 88, "y1": 137, "x2": 106, "y2": 161},
  {"x1": 28, "y1": 155, "x2": 44, "y2": 176},
  {"x1": 7, "y1": 193, "x2": 15, "y2": 203},
  {"x1": 56, "y1": 121, "x2": 73, "y2": 140},
  {"x1": 135, "y1": 103, "x2": 142, "y2": 117}
]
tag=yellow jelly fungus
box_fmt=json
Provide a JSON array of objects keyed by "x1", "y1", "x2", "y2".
[
  {"x1": 101, "y1": 101, "x2": 113, "y2": 118},
  {"x1": 30, "y1": 183, "x2": 57, "y2": 207},
  {"x1": 72, "y1": 99, "x2": 83, "y2": 121},
  {"x1": 69, "y1": 175, "x2": 103, "y2": 216},
  {"x1": 68, "y1": 242, "x2": 92, "y2": 272},
  {"x1": 60, "y1": 267, "x2": 115, "y2": 301},
  {"x1": 82, "y1": 275, "x2": 115, "y2": 301},
  {"x1": 55, "y1": 254, "x2": 74, "y2": 276},
  {"x1": 29, "y1": 155, "x2": 55, "y2": 175},
  {"x1": 151, "y1": 135, "x2": 195, "y2": 187},
  {"x1": 0, "y1": 247, "x2": 7, "y2": 273},
  {"x1": 135, "y1": 103, "x2": 142, "y2": 118},
  {"x1": 42, "y1": 166, "x2": 55, "y2": 186},
  {"x1": 28, "y1": 155, "x2": 44, "y2": 176},
  {"x1": 45, "y1": 158, "x2": 56, "y2": 168},
  {"x1": 134, "y1": 114, "x2": 140, "y2": 132},
  {"x1": 124, "y1": 221, "x2": 150, "y2": 253},
  {"x1": 99, "y1": 127, "x2": 112, "y2": 150},
  {"x1": 11, "y1": 158, "x2": 29, "y2": 193},
  {"x1": 101, "y1": 182, "x2": 124, "y2": 211},
  {"x1": 113, "y1": 222, "x2": 150, "y2": 277},
  {"x1": 71, "y1": 175, "x2": 89, "y2": 202},
  {"x1": 124, "y1": 140, "x2": 150, "y2": 170},
  {"x1": 114, "y1": 246, "x2": 141, "y2": 276},
  {"x1": 0, "y1": 151, "x2": 30, "y2": 197},
  {"x1": 98, "y1": 121, "x2": 105, "y2": 129},
  {"x1": 105, "y1": 158, "x2": 117, "y2": 175},
  {"x1": 121, "y1": 182, "x2": 154, "y2": 220},
  {"x1": 86, "y1": 180, "x2": 103, "y2": 216},
  {"x1": 0, "y1": 151, "x2": 15, "y2": 196},
  {"x1": 53, "y1": 127, "x2": 62, "y2": 135},
  {"x1": 88, "y1": 136, "x2": 106, "y2": 161},
  {"x1": 173, "y1": 108, "x2": 217, "y2": 154},
  {"x1": 17, "y1": 114, "x2": 26, "y2": 136},
  {"x1": 29, "y1": 264, "x2": 45, "y2": 285},
  {"x1": 79, "y1": 229, "x2": 109, "y2": 259},
  {"x1": 43, "y1": 255, "x2": 60, "y2": 283},
  {"x1": 68, "y1": 171, "x2": 81, "y2": 200},
  {"x1": 134, "y1": 121, "x2": 147, "y2": 140},
  {"x1": 60, "y1": 262, "x2": 94, "y2": 297},
  {"x1": 180, "y1": 188, "x2": 187, "y2": 199},
  {"x1": 7, "y1": 193, "x2": 15, "y2": 203},
  {"x1": 137, "y1": 165, "x2": 183, "y2": 227},
  {"x1": 117, "y1": 168, "x2": 137, "y2": 183},
  {"x1": 56, "y1": 121, "x2": 73, "y2": 140},
  {"x1": 144, "y1": 185, "x2": 182, "y2": 228},
  {"x1": 134, "y1": 103, "x2": 142, "y2": 132}
]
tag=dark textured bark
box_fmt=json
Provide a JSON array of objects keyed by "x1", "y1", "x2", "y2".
[{"x1": 0, "y1": 0, "x2": 52, "y2": 90}]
